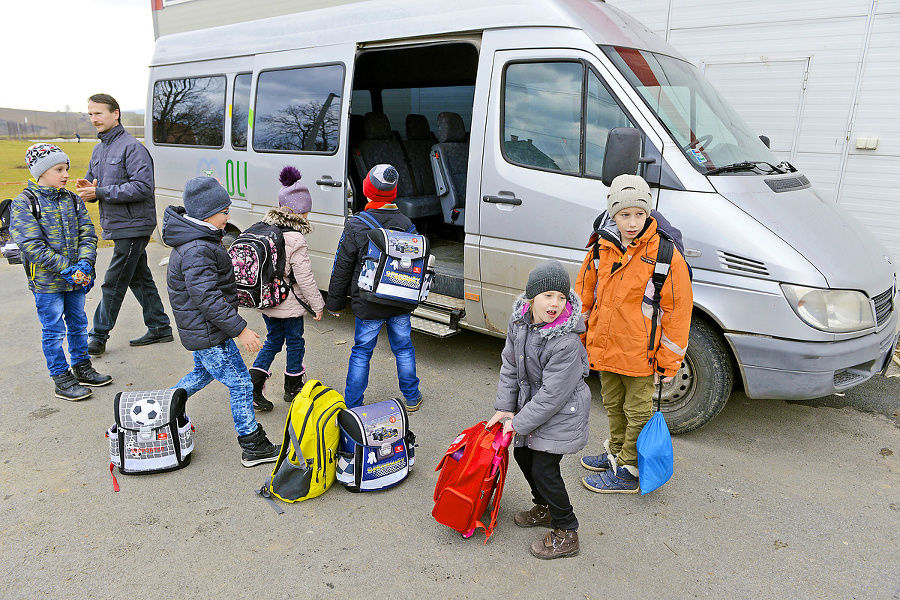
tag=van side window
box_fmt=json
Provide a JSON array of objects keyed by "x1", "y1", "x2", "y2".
[
  {"x1": 381, "y1": 86, "x2": 475, "y2": 133},
  {"x1": 502, "y1": 61, "x2": 635, "y2": 177},
  {"x1": 254, "y1": 64, "x2": 344, "y2": 154},
  {"x1": 231, "y1": 73, "x2": 252, "y2": 150},
  {"x1": 585, "y1": 70, "x2": 634, "y2": 177},
  {"x1": 152, "y1": 76, "x2": 226, "y2": 147},
  {"x1": 503, "y1": 61, "x2": 583, "y2": 174}
]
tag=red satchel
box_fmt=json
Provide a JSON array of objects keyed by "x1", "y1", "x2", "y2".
[{"x1": 432, "y1": 421, "x2": 513, "y2": 543}]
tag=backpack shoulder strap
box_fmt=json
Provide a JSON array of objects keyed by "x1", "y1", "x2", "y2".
[
  {"x1": 353, "y1": 211, "x2": 381, "y2": 231},
  {"x1": 647, "y1": 234, "x2": 674, "y2": 362},
  {"x1": 20, "y1": 189, "x2": 41, "y2": 220}
]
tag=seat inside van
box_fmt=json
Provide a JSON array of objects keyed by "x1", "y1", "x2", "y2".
[{"x1": 352, "y1": 111, "x2": 441, "y2": 220}]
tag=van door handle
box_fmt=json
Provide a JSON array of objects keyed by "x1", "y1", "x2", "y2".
[
  {"x1": 483, "y1": 194, "x2": 522, "y2": 206},
  {"x1": 316, "y1": 177, "x2": 343, "y2": 188}
]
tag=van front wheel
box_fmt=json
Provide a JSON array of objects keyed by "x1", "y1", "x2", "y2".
[{"x1": 659, "y1": 317, "x2": 733, "y2": 434}]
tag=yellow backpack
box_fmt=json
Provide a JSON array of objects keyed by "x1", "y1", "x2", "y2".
[{"x1": 257, "y1": 380, "x2": 345, "y2": 512}]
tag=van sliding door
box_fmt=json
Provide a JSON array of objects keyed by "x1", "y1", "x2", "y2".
[
  {"x1": 250, "y1": 42, "x2": 356, "y2": 288},
  {"x1": 478, "y1": 48, "x2": 645, "y2": 332}
]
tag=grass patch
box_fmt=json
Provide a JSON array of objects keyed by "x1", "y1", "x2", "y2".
[{"x1": 2, "y1": 139, "x2": 108, "y2": 246}]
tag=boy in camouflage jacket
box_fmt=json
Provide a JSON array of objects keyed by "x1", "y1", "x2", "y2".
[{"x1": 10, "y1": 144, "x2": 112, "y2": 401}]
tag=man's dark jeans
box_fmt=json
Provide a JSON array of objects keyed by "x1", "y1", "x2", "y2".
[{"x1": 90, "y1": 236, "x2": 171, "y2": 341}]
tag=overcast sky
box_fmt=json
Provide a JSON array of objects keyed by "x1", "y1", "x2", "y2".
[{"x1": 1, "y1": 0, "x2": 155, "y2": 113}]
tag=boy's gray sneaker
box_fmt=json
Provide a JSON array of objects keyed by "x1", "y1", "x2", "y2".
[
  {"x1": 52, "y1": 370, "x2": 92, "y2": 401},
  {"x1": 238, "y1": 424, "x2": 280, "y2": 467},
  {"x1": 72, "y1": 359, "x2": 113, "y2": 387}
]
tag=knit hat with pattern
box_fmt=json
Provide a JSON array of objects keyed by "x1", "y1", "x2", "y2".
[
  {"x1": 26, "y1": 143, "x2": 70, "y2": 179},
  {"x1": 363, "y1": 164, "x2": 399, "y2": 203}
]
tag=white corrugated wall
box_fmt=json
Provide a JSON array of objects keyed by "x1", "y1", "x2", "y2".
[{"x1": 607, "y1": 0, "x2": 900, "y2": 262}]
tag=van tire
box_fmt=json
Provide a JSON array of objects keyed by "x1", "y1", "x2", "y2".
[{"x1": 661, "y1": 317, "x2": 733, "y2": 434}]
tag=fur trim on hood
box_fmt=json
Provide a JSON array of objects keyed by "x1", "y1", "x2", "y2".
[
  {"x1": 511, "y1": 291, "x2": 584, "y2": 339},
  {"x1": 262, "y1": 207, "x2": 312, "y2": 234}
]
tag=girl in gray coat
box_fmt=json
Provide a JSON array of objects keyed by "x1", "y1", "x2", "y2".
[{"x1": 488, "y1": 260, "x2": 590, "y2": 560}]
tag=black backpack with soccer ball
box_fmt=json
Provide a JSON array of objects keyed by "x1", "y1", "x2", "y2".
[{"x1": 106, "y1": 388, "x2": 194, "y2": 475}]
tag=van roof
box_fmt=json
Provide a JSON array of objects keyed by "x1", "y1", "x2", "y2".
[{"x1": 151, "y1": 0, "x2": 682, "y2": 66}]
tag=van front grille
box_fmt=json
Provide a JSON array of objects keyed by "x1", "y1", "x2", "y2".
[
  {"x1": 872, "y1": 287, "x2": 894, "y2": 327},
  {"x1": 717, "y1": 251, "x2": 769, "y2": 276},
  {"x1": 765, "y1": 175, "x2": 810, "y2": 193}
]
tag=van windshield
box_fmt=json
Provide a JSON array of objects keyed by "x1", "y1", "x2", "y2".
[{"x1": 603, "y1": 46, "x2": 785, "y2": 175}]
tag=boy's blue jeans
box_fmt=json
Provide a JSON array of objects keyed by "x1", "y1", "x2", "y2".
[
  {"x1": 33, "y1": 290, "x2": 90, "y2": 376},
  {"x1": 175, "y1": 339, "x2": 258, "y2": 436},
  {"x1": 344, "y1": 314, "x2": 420, "y2": 408},
  {"x1": 252, "y1": 314, "x2": 305, "y2": 374}
]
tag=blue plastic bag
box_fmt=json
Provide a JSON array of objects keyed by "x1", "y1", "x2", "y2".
[{"x1": 636, "y1": 410, "x2": 673, "y2": 495}]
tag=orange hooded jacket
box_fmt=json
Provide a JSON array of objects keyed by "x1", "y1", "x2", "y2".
[{"x1": 575, "y1": 217, "x2": 693, "y2": 378}]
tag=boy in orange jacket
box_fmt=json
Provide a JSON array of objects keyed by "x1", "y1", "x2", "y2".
[{"x1": 575, "y1": 174, "x2": 692, "y2": 493}]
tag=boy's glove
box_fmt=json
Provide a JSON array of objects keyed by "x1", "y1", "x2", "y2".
[
  {"x1": 74, "y1": 260, "x2": 93, "y2": 277},
  {"x1": 72, "y1": 259, "x2": 94, "y2": 288},
  {"x1": 60, "y1": 265, "x2": 78, "y2": 284}
]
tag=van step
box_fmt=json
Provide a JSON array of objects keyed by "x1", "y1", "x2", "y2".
[
  {"x1": 410, "y1": 315, "x2": 459, "y2": 338},
  {"x1": 411, "y1": 301, "x2": 463, "y2": 338},
  {"x1": 423, "y1": 292, "x2": 465, "y2": 312}
]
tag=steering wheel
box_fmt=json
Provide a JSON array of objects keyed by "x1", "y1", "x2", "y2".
[{"x1": 681, "y1": 134, "x2": 714, "y2": 152}]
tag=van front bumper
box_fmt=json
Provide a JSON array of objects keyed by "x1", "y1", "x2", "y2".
[{"x1": 726, "y1": 310, "x2": 899, "y2": 400}]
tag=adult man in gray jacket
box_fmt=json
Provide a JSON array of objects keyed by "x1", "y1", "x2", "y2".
[{"x1": 76, "y1": 93, "x2": 173, "y2": 356}]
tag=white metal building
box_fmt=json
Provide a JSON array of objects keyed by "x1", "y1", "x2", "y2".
[
  {"x1": 607, "y1": 0, "x2": 900, "y2": 262},
  {"x1": 151, "y1": 0, "x2": 900, "y2": 260}
]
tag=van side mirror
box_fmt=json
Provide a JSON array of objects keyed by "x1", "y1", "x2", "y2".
[
  {"x1": 602, "y1": 127, "x2": 643, "y2": 187},
  {"x1": 759, "y1": 135, "x2": 771, "y2": 148}
]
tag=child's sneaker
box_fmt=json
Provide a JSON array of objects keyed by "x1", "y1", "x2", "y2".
[
  {"x1": 582, "y1": 464, "x2": 640, "y2": 494},
  {"x1": 402, "y1": 395, "x2": 423, "y2": 412},
  {"x1": 238, "y1": 424, "x2": 280, "y2": 467},
  {"x1": 52, "y1": 370, "x2": 92, "y2": 401},
  {"x1": 580, "y1": 453, "x2": 611, "y2": 472},
  {"x1": 514, "y1": 504, "x2": 552, "y2": 528},
  {"x1": 581, "y1": 438, "x2": 614, "y2": 471},
  {"x1": 530, "y1": 528, "x2": 579, "y2": 559}
]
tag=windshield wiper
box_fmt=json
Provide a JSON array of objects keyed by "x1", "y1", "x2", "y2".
[{"x1": 705, "y1": 161, "x2": 782, "y2": 176}]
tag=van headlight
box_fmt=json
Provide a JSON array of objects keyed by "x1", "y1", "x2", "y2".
[{"x1": 781, "y1": 284, "x2": 875, "y2": 332}]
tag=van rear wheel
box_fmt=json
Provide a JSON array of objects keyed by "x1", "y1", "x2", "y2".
[{"x1": 659, "y1": 317, "x2": 733, "y2": 434}]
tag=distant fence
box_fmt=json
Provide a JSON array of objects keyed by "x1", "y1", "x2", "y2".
[{"x1": 0, "y1": 116, "x2": 144, "y2": 140}]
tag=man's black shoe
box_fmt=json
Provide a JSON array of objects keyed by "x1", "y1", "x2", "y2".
[
  {"x1": 87, "y1": 337, "x2": 106, "y2": 357},
  {"x1": 130, "y1": 330, "x2": 175, "y2": 346}
]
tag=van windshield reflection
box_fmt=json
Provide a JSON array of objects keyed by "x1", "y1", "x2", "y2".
[{"x1": 603, "y1": 46, "x2": 786, "y2": 175}]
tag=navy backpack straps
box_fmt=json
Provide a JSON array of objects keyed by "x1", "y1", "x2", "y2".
[{"x1": 648, "y1": 234, "x2": 674, "y2": 362}]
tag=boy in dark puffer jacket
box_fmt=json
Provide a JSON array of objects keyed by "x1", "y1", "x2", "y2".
[
  {"x1": 162, "y1": 177, "x2": 279, "y2": 467},
  {"x1": 326, "y1": 164, "x2": 422, "y2": 411}
]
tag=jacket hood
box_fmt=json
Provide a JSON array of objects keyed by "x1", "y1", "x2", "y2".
[
  {"x1": 262, "y1": 207, "x2": 312, "y2": 234},
  {"x1": 162, "y1": 205, "x2": 224, "y2": 247},
  {"x1": 512, "y1": 291, "x2": 584, "y2": 339}
]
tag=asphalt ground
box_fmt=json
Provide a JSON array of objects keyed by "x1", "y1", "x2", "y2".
[{"x1": 1, "y1": 242, "x2": 899, "y2": 599}]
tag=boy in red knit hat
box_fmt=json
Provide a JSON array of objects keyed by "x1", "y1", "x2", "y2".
[{"x1": 326, "y1": 164, "x2": 422, "y2": 411}]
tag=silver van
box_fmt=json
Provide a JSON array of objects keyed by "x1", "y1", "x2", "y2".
[{"x1": 146, "y1": 0, "x2": 899, "y2": 432}]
